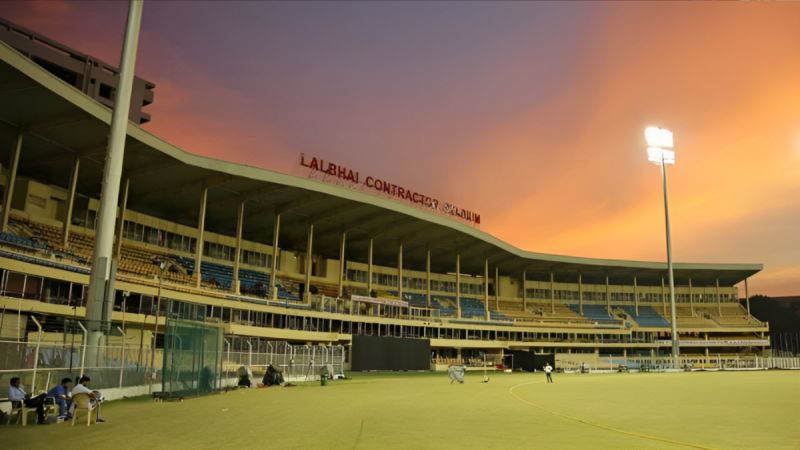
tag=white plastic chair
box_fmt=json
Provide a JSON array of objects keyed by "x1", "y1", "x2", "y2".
[{"x1": 70, "y1": 393, "x2": 96, "y2": 427}]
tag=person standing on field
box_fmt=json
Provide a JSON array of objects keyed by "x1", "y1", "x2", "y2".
[{"x1": 544, "y1": 363, "x2": 554, "y2": 383}]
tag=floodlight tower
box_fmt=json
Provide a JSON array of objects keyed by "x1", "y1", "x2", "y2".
[{"x1": 645, "y1": 126, "x2": 680, "y2": 365}]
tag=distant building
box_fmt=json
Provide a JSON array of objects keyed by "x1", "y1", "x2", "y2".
[{"x1": 0, "y1": 16, "x2": 154, "y2": 124}]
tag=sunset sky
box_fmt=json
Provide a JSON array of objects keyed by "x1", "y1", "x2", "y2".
[{"x1": 3, "y1": 1, "x2": 799, "y2": 296}]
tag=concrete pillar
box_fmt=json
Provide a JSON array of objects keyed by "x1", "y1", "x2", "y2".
[
  {"x1": 304, "y1": 223, "x2": 314, "y2": 303},
  {"x1": 1, "y1": 131, "x2": 22, "y2": 233},
  {"x1": 114, "y1": 177, "x2": 129, "y2": 257},
  {"x1": 426, "y1": 247, "x2": 431, "y2": 307},
  {"x1": 744, "y1": 277, "x2": 750, "y2": 316},
  {"x1": 269, "y1": 213, "x2": 280, "y2": 299},
  {"x1": 521, "y1": 270, "x2": 527, "y2": 312},
  {"x1": 338, "y1": 231, "x2": 346, "y2": 298},
  {"x1": 194, "y1": 187, "x2": 208, "y2": 288},
  {"x1": 63, "y1": 157, "x2": 81, "y2": 247},
  {"x1": 367, "y1": 238, "x2": 374, "y2": 295},
  {"x1": 483, "y1": 258, "x2": 490, "y2": 321},
  {"x1": 233, "y1": 201, "x2": 245, "y2": 294},
  {"x1": 633, "y1": 276, "x2": 639, "y2": 315},
  {"x1": 456, "y1": 253, "x2": 461, "y2": 319},
  {"x1": 495, "y1": 265, "x2": 500, "y2": 311},
  {"x1": 397, "y1": 243, "x2": 403, "y2": 301}
]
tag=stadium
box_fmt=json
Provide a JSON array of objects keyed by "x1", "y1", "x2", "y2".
[{"x1": 1, "y1": 10, "x2": 798, "y2": 450}]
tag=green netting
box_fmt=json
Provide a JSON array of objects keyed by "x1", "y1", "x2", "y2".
[{"x1": 162, "y1": 318, "x2": 222, "y2": 396}]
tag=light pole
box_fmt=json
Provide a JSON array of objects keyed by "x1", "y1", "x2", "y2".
[{"x1": 645, "y1": 126, "x2": 679, "y2": 365}]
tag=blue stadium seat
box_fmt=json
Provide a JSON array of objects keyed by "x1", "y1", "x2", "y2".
[
  {"x1": 569, "y1": 304, "x2": 618, "y2": 324},
  {"x1": 622, "y1": 306, "x2": 670, "y2": 327}
]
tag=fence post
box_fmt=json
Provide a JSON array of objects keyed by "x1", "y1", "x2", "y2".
[
  {"x1": 77, "y1": 321, "x2": 88, "y2": 377},
  {"x1": 223, "y1": 338, "x2": 231, "y2": 388},
  {"x1": 30, "y1": 316, "x2": 43, "y2": 393},
  {"x1": 117, "y1": 326, "x2": 126, "y2": 390}
]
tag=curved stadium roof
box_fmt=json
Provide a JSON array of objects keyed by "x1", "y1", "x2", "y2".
[{"x1": 0, "y1": 41, "x2": 761, "y2": 287}]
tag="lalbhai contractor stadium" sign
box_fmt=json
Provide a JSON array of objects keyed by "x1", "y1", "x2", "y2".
[{"x1": 300, "y1": 154, "x2": 481, "y2": 225}]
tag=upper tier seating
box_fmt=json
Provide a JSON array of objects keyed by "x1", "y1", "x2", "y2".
[
  {"x1": 0, "y1": 216, "x2": 759, "y2": 329},
  {"x1": 172, "y1": 256, "x2": 299, "y2": 300},
  {"x1": 569, "y1": 304, "x2": 620, "y2": 325},
  {"x1": 622, "y1": 306, "x2": 670, "y2": 327}
]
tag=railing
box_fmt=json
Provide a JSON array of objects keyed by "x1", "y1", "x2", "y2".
[
  {"x1": 222, "y1": 340, "x2": 345, "y2": 382},
  {"x1": 558, "y1": 354, "x2": 800, "y2": 372}
]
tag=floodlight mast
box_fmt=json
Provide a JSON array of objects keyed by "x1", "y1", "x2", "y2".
[{"x1": 645, "y1": 126, "x2": 680, "y2": 366}]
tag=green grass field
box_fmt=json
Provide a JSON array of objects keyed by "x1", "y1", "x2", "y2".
[{"x1": 3, "y1": 371, "x2": 798, "y2": 449}]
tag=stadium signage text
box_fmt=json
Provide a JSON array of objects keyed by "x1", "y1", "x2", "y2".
[{"x1": 300, "y1": 154, "x2": 481, "y2": 225}]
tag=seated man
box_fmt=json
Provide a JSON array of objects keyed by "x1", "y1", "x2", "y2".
[
  {"x1": 47, "y1": 377, "x2": 73, "y2": 418},
  {"x1": 69, "y1": 376, "x2": 104, "y2": 423},
  {"x1": 8, "y1": 377, "x2": 47, "y2": 424},
  {"x1": 237, "y1": 366, "x2": 252, "y2": 388},
  {"x1": 261, "y1": 364, "x2": 284, "y2": 386}
]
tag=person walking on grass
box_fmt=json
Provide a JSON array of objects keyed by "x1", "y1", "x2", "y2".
[{"x1": 544, "y1": 363, "x2": 554, "y2": 384}]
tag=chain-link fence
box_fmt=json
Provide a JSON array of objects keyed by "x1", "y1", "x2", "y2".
[
  {"x1": 0, "y1": 314, "x2": 346, "y2": 399},
  {"x1": 0, "y1": 322, "x2": 157, "y2": 395}
]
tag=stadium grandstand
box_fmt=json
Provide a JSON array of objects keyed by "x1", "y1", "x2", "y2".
[{"x1": 0, "y1": 21, "x2": 780, "y2": 404}]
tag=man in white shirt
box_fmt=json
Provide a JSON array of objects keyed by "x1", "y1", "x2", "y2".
[
  {"x1": 70, "y1": 376, "x2": 105, "y2": 422},
  {"x1": 8, "y1": 377, "x2": 47, "y2": 424},
  {"x1": 544, "y1": 363, "x2": 554, "y2": 384}
]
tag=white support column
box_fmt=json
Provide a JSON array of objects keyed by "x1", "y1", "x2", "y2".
[
  {"x1": 426, "y1": 247, "x2": 431, "y2": 307},
  {"x1": 85, "y1": 0, "x2": 143, "y2": 342},
  {"x1": 233, "y1": 201, "x2": 245, "y2": 294},
  {"x1": 194, "y1": 187, "x2": 208, "y2": 289},
  {"x1": 495, "y1": 266, "x2": 500, "y2": 312},
  {"x1": 484, "y1": 258, "x2": 490, "y2": 321},
  {"x1": 744, "y1": 277, "x2": 750, "y2": 316},
  {"x1": 1, "y1": 130, "x2": 22, "y2": 233},
  {"x1": 63, "y1": 157, "x2": 80, "y2": 247},
  {"x1": 397, "y1": 243, "x2": 404, "y2": 301},
  {"x1": 269, "y1": 213, "x2": 280, "y2": 299},
  {"x1": 521, "y1": 270, "x2": 527, "y2": 312},
  {"x1": 367, "y1": 238, "x2": 374, "y2": 295},
  {"x1": 456, "y1": 253, "x2": 461, "y2": 319},
  {"x1": 338, "y1": 231, "x2": 346, "y2": 298},
  {"x1": 633, "y1": 276, "x2": 639, "y2": 315},
  {"x1": 304, "y1": 223, "x2": 314, "y2": 304},
  {"x1": 114, "y1": 177, "x2": 129, "y2": 257}
]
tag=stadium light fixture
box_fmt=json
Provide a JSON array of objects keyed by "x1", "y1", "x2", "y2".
[
  {"x1": 645, "y1": 126, "x2": 673, "y2": 149},
  {"x1": 645, "y1": 126, "x2": 680, "y2": 365}
]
